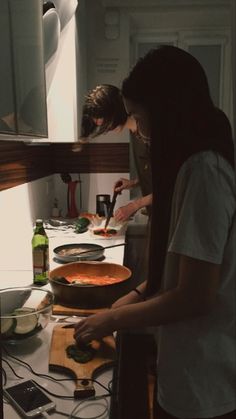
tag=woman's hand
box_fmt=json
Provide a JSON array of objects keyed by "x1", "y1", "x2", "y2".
[
  {"x1": 73, "y1": 310, "x2": 115, "y2": 344},
  {"x1": 114, "y1": 178, "x2": 138, "y2": 193},
  {"x1": 114, "y1": 194, "x2": 152, "y2": 222},
  {"x1": 114, "y1": 201, "x2": 138, "y2": 221}
]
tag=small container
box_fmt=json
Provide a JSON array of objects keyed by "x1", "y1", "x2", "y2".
[
  {"x1": 51, "y1": 198, "x2": 60, "y2": 218},
  {"x1": 96, "y1": 194, "x2": 111, "y2": 217}
]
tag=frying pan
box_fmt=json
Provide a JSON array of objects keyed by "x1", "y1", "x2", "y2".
[
  {"x1": 49, "y1": 261, "x2": 132, "y2": 308},
  {"x1": 53, "y1": 243, "x2": 104, "y2": 262},
  {"x1": 53, "y1": 242, "x2": 126, "y2": 263}
]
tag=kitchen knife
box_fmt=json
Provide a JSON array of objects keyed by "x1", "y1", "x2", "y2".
[
  {"x1": 104, "y1": 181, "x2": 122, "y2": 229},
  {"x1": 104, "y1": 190, "x2": 119, "y2": 229}
]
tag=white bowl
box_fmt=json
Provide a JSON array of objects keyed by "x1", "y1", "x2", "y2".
[{"x1": 89, "y1": 217, "x2": 127, "y2": 239}]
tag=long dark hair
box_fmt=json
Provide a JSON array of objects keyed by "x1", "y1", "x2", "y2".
[
  {"x1": 81, "y1": 84, "x2": 127, "y2": 138},
  {"x1": 122, "y1": 45, "x2": 234, "y2": 296}
]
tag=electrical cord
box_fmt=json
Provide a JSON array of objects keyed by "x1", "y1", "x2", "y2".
[
  {"x1": 3, "y1": 360, "x2": 112, "y2": 418},
  {"x1": 53, "y1": 409, "x2": 69, "y2": 418},
  {"x1": 78, "y1": 173, "x2": 82, "y2": 210},
  {"x1": 2, "y1": 358, "x2": 24, "y2": 380},
  {"x1": 68, "y1": 395, "x2": 109, "y2": 419},
  {"x1": 3, "y1": 346, "x2": 112, "y2": 395},
  {"x1": 53, "y1": 394, "x2": 110, "y2": 419},
  {"x1": 2, "y1": 365, "x2": 7, "y2": 386},
  {"x1": 107, "y1": 378, "x2": 114, "y2": 394},
  {"x1": 2, "y1": 346, "x2": 58, "y2": 382},
  {"x1": 3, "y1": 346, "x2": 115, "y2": 418},
  {"x1": 4, "y1": 351, "x2": 115, "y2": 408}
]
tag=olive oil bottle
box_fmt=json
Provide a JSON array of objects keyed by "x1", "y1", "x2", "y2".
[{"x1": 32, "y1": 219, "x2": 49, "y2": 285}]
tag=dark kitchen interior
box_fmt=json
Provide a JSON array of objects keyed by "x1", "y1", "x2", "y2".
[{"x1": 1, "y1": 1, "x2": 235, "y2": 418}]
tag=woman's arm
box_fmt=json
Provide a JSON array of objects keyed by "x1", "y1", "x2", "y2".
[
  {"x1": 74, "y1": 255, "x2": 220, "y2": 343},
  {"x1": 111, "y1": 281, "x2": 147, "y2": 308},
  {"x1": 112, "y1": 255, "x2": 220, "y2": 329},
  {"x1": 114, "y1": 193, "x2": 152, "y2": 221}
]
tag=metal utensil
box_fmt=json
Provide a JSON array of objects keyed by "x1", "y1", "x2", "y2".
[
  {"x1": 104, "y1": 191, "x2": 119, "y2": 229},
  {"x1": 76, "y1": 242, "x2": 127, "y2": 255},
  {"x1": 51, "y1": 315, "x2": 79, "y2": 323},
  {"x1": 104, "y1": 181, "x2": 123, "y2": 229}
]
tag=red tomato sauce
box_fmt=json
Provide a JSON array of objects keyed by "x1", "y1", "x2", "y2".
[
  {"x1": 93, "y1": 228, "x2": 117, "y2": 237},
  {"x1": 65, "y1": 273, "x2": 123, "y2": 286}
]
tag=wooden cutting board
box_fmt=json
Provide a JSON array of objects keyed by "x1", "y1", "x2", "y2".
[
  {"x1": 49, "y1": 324, "x2": 116, "y2": 399},
  {"x1": 52, "y1": 303, "x2": 107, "y2": 317}
]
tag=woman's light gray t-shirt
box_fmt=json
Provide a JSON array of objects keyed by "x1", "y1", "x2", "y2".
[{"x1": 157, "y1": 151, "x2": 236, "y2": 418}]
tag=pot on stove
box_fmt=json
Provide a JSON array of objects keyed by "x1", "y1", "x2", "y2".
[{"x1": 49, "y1": 261, "x2": 132, "y2": 308}]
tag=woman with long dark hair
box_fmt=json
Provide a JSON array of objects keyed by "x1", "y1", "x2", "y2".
[{"x1": 74, "y1": 46, "x2": 236, "y2": 419}]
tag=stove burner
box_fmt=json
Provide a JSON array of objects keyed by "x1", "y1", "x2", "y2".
[{"x1": 53, "y1": 255, "x2": 106, "y2": 264}]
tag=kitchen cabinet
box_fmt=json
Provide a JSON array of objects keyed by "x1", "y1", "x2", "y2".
[
  {"x1": 0, "y1": 0, "x2": 48, "y2": 139},
  {"x1": 0, "y1": 0, "x2": 81, "y2": 142}
]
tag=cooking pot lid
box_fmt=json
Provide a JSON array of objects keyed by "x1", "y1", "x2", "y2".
[{"x1": 53, "y1": 243, "x2": 104, "y2": 263}]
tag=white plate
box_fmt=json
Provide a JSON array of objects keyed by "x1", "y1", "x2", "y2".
[{"x1": 88, "y1": 224, "x2": 127, "y2": 240}]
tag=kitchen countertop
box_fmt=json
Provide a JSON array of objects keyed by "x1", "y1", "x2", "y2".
[
  {"x1": 0, "y1": 225, "x2": 126, "y2": 287},
  {"x1": 1, "y1": 225, "x2": 127, "y2": 419}
]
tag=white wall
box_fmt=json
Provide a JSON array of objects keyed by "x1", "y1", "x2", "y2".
[
  {"x1": 0, "y1": 170, "x2": 130, "y2": 270},
  {"x1": 76, "y1": 0, "x2": 88, "y2": 137},
  {"x1": 0, "y1": 2, "x2": 79, "y2": 273},
  {"x1": 46, "y1": 14, "x2": 78, "y2": 141},
  {"x1": 53, "y1": 172, "x2": 130, "y2": 217},
  {"x1": 84, "y1": 0, "x2": 130, "y2": 143},
  {"x1": 84, "y1": 0, "x2": 232, "y2": 134},
  {"x1": 0, "y1": 176, "x2": 54, "y2": 270}
]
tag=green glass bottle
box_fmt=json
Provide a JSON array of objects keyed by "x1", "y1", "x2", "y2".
[{"x1": 32, "y1": 219, "x2": 49, "y2": 285}]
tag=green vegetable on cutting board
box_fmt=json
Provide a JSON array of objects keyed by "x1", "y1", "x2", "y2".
[{"x1": 66, "y1": 343, "x2": 96, "y2": 363}]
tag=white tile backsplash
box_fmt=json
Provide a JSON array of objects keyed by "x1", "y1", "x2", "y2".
[
  {"x1": 0, "y1": 176, "x2": 53, "y2": 270},
  {"x1": 0, "y1": 173, "x2": 130, "y2": 270},
  {"x1": 53, "y1": 172, "x2": 130, "y2": 216}
]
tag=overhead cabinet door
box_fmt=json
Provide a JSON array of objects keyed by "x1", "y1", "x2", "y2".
[{"x1": 0, "y1": 0, "x2": 48, "y2": 139}]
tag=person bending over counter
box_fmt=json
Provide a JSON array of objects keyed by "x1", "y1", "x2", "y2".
[{"x1": 79, "y1": 84, "x2": 152, "y2": 222}]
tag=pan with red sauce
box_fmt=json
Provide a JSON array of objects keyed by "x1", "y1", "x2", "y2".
[{"x1": 65, "y1": 273, "x2": 124, "y2": 286}]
